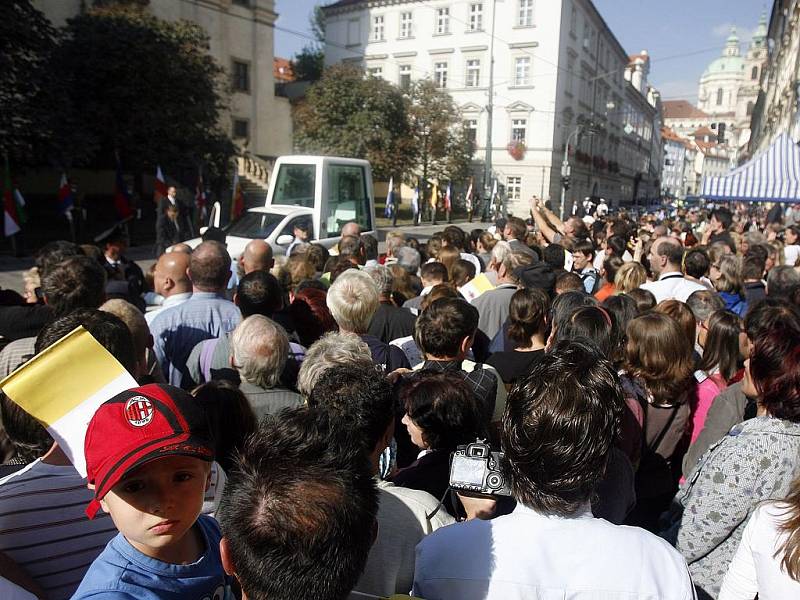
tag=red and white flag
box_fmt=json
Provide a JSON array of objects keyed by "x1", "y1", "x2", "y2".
[{"x1": 154, "y1": 165, "x2": 168, "y2": 204}]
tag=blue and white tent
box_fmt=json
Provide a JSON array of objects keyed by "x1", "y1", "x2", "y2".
[{"x1": 701, "y1": 133, "x2": 800, "y2": 203}]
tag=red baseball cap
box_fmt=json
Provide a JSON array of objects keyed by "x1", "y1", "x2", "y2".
[{"x1": 84, "y1": 383, "x2": 214, "y2": 519}]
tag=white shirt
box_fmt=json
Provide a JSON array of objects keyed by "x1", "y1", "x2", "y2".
[
  {"x1": 719, "y1": 502, "x2": 800, "y2": 599},
  {"x1": 356, "y1": 480, "x2": 454, "y2": 597},
  {"x1": 640, "y1": 271, "x2": 707, "y2": 304},
  {"x1": 144, "y1": 291, "x2": 192, "y2": 325},
  {"x1": 784, "y1": 244, "x2": 800, "y2": 267},
  {"x1": 414, "y1": 503, "x2": 695, "y2": 600}
]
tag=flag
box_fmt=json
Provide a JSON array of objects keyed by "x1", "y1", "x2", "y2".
[
  {"x1": 2, "y1": 156, "x2": 20, "y2": 237},
  {"x1": 13, "y1": 186, "x2": 26, "y2": 224},
  {"x1": 154, "y1": 165, "x2": 168, "y2": 204},
  {"x1": 114, "y1": 163, "x2": 133, "y2": 219},
  {"x1": 491, "y1": 179, "x2": 498, "y2": 203},
  {"x1": 411, "y1": 183, "x2": 420, "y2": 217},
  {"x1": 430, "y1": 182, "x2": 438, "y2": 209},
  {"x1": 465, "y1": 178, "x2": 473, "y2": 212},
  {"x1": 444, "y1": 182, "x2": 452, "y2": 212},
  {"x1": 0, "y1": 326, "x2": 138, "y2": 477},
  {"x1": 384, "y1": 176, "x2": 395, "y2": 218},
  {"x1": 231, "y1": 170, "x2": 244, "y2": 221},
  {"x1": 195, "y1": 168, "x2": 207, "y2": 220},
  {"x1": 57, "y1": 172, "x2": 75, "y2": 217}
]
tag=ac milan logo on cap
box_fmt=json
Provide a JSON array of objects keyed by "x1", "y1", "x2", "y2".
[{"x1": 125, "y1": 396, "x2": 154, "y2": 427}]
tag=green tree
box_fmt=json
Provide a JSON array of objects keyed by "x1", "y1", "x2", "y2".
[
  {"x1": 0, "y1": 1, "x2": 59, "y2": 164},
  {"x1": 51, "y1": 5, "x2": 234, "y2": 183},
  {"x1": 291, "y1": 5, "x2": 326, "y2": 82},
  {"x1": 293, "y1": 65, "x2": 415, "y2": 180},
  {"x1": 292, "y1": 46, "x2": 324, "y2": 82},
  {"x1": 407, "y1": 80, "x2": 474, "y2": 188}
]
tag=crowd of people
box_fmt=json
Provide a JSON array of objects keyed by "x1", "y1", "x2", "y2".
[{"x1": 0, "y1": 196, "x2": 799, "y2": 599}]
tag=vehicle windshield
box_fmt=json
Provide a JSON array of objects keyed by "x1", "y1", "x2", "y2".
[
  {"x1": 272, "y1": 164, "x2": 316, "y2": 208},
  {"x1": 225, "y1": 212, "x2": 284, "y2": 239}
]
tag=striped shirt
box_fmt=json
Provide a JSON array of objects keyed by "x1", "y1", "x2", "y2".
[{"x1": 0, "y1": 459, "x2": 226, "y2": 600}]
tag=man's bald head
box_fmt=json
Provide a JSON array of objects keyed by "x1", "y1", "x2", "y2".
[
  {"x1": 154, "y1": 252, "x2": 191, "y2": 297},
  {"x1": 170, "y1": 243, "x2": 193, "y2": 254},
  {"x1": 240, "y1": 239, "x2": 274, "y2": 275},
  {"x1": 341, "y1": 222, "x2": 362, "y2": 238},
  {"x1": 189, "y1": 241, "x2": 232, "y2": 292}
]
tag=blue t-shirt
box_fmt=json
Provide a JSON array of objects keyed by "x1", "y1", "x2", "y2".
[{"x1": 71, "y1": 515, "x2": 232, "y2": 600}]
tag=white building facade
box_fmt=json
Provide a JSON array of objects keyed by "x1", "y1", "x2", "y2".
[
  {"x1": 322, "y1": 0, "x2": 662, "y2": 215},
  {"x1": 34, "y1": 0, "x2": 292, "y2": 160},
  {"x1": 749, "y1": 1, "x2": 800, "y2": 156}
]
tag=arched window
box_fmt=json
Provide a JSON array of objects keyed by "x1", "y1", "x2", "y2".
[
  {"x1": 751, "y1": 66, "x2": 759, "y2": 80},
  {"x1": 716, "y1": 88, "x2": 724, "y2": 105},
  {"x1": 747, "y1": 101, "x2": 754, "y2": 116}
]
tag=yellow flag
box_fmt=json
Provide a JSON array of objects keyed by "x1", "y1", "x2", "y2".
[{"x1": 0, "y1": 326, "x2": 137, "y2": 476}]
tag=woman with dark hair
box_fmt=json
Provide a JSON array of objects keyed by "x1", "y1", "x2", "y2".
[
  {"x1": 391, "y1": 371, "x2": 487, "y2": 512},
  {"x1": 192, "y1": 380, "x2": 257, "y2": 473},
  {"x1": 289, "y1": 287, "x2": 338, "y2": 348},
  {"x1": 601, "y1": 294, "x2": 639, "y2": 365},
  {"x1": 622, "y1": 312, "x2": 695, "y2": 531},
  {"x1": 486, "y1": 288, "x2": 549, "y2": 388},
  {"x1": 671, "y1": 309, "x2": 800, "y2": 598},
  {"x1": 690, "y1": 309, "x2": 745, "y2": 444}
]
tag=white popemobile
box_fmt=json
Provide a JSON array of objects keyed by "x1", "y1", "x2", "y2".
[{"x1": 178, "y1": 155, "x2": 376, "y2": 260}]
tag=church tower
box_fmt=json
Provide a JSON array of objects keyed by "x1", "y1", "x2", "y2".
[{"x1": 736, "y1": 12, "x2": 769, "y2": 149}]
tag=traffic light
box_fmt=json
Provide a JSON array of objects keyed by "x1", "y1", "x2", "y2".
[{"x1": 561, "y1": 176, "x2": 571, "y2": 190}]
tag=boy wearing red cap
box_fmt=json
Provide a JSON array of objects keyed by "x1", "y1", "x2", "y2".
[{"x1": 72, "y1": 384, "x2": 231, "y2": 599}]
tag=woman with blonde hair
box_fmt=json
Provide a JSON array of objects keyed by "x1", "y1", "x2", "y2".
[
  {"x1": 622, "y1": 311, "x2": 695, "y2": 531},
  {"x1": 436, "y1": 245, "x2": 460, "y2": 281},
  {"x1": 614, "y1": 261, "x2": 647, "y2": 294},
  {"x1": 711, "y1": 253, "x2": 747, "y2": 316}
]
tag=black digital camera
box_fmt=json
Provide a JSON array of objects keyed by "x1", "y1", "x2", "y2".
[{"x1": 449, "y1": 439, "x2": 511, "y2": 497}]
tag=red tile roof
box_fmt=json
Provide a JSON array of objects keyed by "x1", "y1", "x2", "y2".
[
  {"x1": 274, "y1": 57, "x2": 295, "y2": 83},
  {"x1": 663, "y1": 100, "x2": 710, "y2": 119},
  {"x1": 661, "y1": 126, "x2": 685, "y2": 143}
]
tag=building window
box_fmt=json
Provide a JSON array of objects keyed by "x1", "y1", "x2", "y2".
[
  {"x1": 399, "y1": 64, "x2": 412, "y2": 90},
  {"x1": 371, "y1": 15, "x2": 384, "y2": 41},
  {"x1": 367, "y1": 66, "x2": 383, "y2": 78},
  {"x1": 347, "y1": 19, "x2": 360, "y2": 45},
  {"x1": 751, "y1": 66, "x2": 759, "y2": 80},
  {"x1": 436, "y1": 8, "x2": 450, "y2": 35},
  {"x1": 514, "y1": 56, "x2": 531, "y2": 86},
  {"x1": 231, "y1": 0, "x2": 250, "y2": 6},
  {"x1": 747, "y1": 101, "x2": 754, "y2": 116},
  {"x1": 518, "y1": 0, "x2": 534, "y2": 26},
  {"x1": 466, "y1": 59, "x2": 480, "y2": 87},
  {"x1": 507, "y1": 176, "x2": 522, "y2": 200},
  {"x1": 716, "y1": 87, "x2": 723, "y2": 106},
  {"x1": 570, "y1": 4, "x2": 577, "y2": 34},
  {"x1": 511, "y1": 118, "x2": 527, "y2": 143},
  {"x1": 231, "y1": 59, "x2": 250, "y2": 93},
  {"x1": 469, "y1": 3, "x2": 483, "y2": 31},
  {"x1": 434, "y1": 62, "x2": 448, "y2": 88},
  {"x1": 465, "y1": 119, "x2": 478, "y2": 144},
  {"x1": 400, "y1": 12, "x2": 413, "y2": 38},
  {"x1": 232, "y1": 118, "x2": 249, "y2": 139},
  {"x1": 566, "y1": 55, "x2": 575, "y2": 94}
]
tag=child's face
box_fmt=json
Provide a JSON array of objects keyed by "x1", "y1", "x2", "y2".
[{"x1": 100, "y1": 455, "x2": 211, "y2": 563}]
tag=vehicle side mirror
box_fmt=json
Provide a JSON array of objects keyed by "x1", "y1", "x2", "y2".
[
  {"x1": 276, "y1": 234, "x2": 293, "y2": 245},
  {"x1": 199, "y1": 226, "x2": 208, "y2": 235}
]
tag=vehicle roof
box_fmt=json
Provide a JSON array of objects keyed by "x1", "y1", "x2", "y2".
[
  {"x1": 248, "y1": 205, "x2": 314, "y2": 216},
  {"x1": 275, "y1": 155, "x2": 371, "y2": 166}
]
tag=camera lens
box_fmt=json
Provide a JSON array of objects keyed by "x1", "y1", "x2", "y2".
[{"x1": 487, "y1": 473, "x2": 503, "y2": 489}]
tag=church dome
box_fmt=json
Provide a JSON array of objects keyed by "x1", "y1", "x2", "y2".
[{"x1": 701, "y1": 26, "x2": 744, "y2": 78}]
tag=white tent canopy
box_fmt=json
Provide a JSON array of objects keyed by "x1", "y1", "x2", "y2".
[{"x1": 701, "y1": 133, "x2": 800, "y2": 203}]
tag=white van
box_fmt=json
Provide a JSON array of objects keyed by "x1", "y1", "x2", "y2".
[{"x1": 180, "y1": 156, "x2": 375, "y2": 260}]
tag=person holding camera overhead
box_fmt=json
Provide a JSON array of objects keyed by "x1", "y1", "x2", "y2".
[{"x1": 412, "y1": 341, "x2": 694, "y2": 600}]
